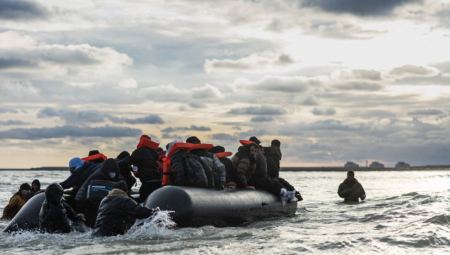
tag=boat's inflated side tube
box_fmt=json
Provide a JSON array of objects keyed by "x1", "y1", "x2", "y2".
[
  {"x1": 3, "y1": 193, "x2": 45, "y2": 233},
  {"x1": 345, "y1": 182, "x2": 364, "y2": 202},
  {"x1": 144, "y1": 186, "x2": 297, "y2": 228}
]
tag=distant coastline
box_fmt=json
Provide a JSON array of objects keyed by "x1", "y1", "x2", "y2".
[{"x1": 1, "y1": 166, "x2": 450, "y2": 171}]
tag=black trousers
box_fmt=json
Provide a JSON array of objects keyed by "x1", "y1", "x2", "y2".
[
  {"x1": 139, "y1": 181, "x2": 161, "y2": 203},
  {"x1": 276, "y1": 177, "x2": 295, "y2": 191},
  {"x1": 248, "y1": 178, "x2": 286, "y2": 196}
]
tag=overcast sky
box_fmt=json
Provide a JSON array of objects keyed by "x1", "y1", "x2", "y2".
[{"x1": 1, "y1": 0, "x2": 450, "y2": 168}]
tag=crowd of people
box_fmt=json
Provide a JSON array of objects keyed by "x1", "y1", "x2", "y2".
[{"x1": 1, "y1": 134, "x2": 366, "y2": 237}]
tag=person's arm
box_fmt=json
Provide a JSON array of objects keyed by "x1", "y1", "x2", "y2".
[
  {"x1": 62, "y1": 201, "x2": 80, "y2": 221},
  {"x1": 212, "y1": 155, "x2": 226, "y2": 187},
  {"x1": 360, "y1": 184, "x2": 366, "y2": 200},
  {"x1": 123, "y1": 198, "x2": 154, "y2": 219},
  {"x1": 59, "y1": 173, "x2": 79, "y2": 189},
  {"x1": 171, "y1": 153, "x2": 186, "y2": 186},
  {"x1": 236, "y1": 158, "x2": 250, "y2": 188},
  {"x1": 337, "y1": 183, "x2": 352, "y2": 198},
  {"x1": 1, "y1": 196, "x2": 19, "y2": 219},
  {"x1": 117, "y1": 149, "x2": 142, "y2": 167}
]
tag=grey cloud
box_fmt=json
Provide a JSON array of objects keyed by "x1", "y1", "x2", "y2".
[
  {"x1": 210, "y1": 133, "x2": 237, "y2": 141},
  {"x1": 237, "y1": 129, "x2": 268, "y2": 138},
  {"x1": 189, "y1": 101, "x2": 207, "y2": 108},
  {"x1": 407, "y1": 109, "x2": 446, "y2": 116},
  {"x1": 300, "y1": 0, "x2": 421, "y2": 16},
  {"x1": 311, "y1": 108, "x2": 336, "y2": 116},
  {"x1": 108, "y1": 114, "x2": 164, "y2": 124},
  {"x1": 0, "y1": 120, "x2": 30, "y2": 125},
  {"x1": 228, "y1": 106, "x2": 287, "y2": 115},
  {"x1": 390, "y1": 64, "x2": 434, "y2": 75},
  {"x1": 352, "y1": 69, "x2": 382, "y2": 80},
  {"x1": 0, "y1": 125, "x2": 142, "y2": 140},
  {"x1": 37, "y1": 107, "x2": 164, "y2": 124},
  {"x1": 432, "y1": 61, "x2": 450, "y2": 74},
  {"x1": 276, "y1": 54, "x2": 295, "y2": 65},
  {"x1": 302, "y1": 95, "x2": 319, "y2": 105},
  {"x1": 253, "y1": 76, "x2": 314, "y2": 93},
  {"x1": 251, "y1": 116, "x2": 274, "y2": 122},
  {"x1": 0, "y1": 0, "x2": 49, "y2": 20},
  {"x1": 162, "y1": 125, "x2": 211, "y2": 132},
  {"x1": 335, "y1": 82, "x2": 383, "y2": 91},
  {"x1": 305, "y1": 21, "x2": 387, "y2": 40},
  {"x1": 0, "y1": 107, "x2": 19, "y2": 114}
]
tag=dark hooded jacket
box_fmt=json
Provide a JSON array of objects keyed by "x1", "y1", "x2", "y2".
[
  {"x1": 117, "y1": 147, "x2": 160, "y2": 182},
  {"x1": 271, "y1": 145, "x2": 282, "y2": 170},
  {"x1": 338, "y1": 178, "x2": 366, "y2": 202},
  {"x1": 92, "y1": 189, "x2": 154, "y2": 237},
  {"x1": 39, "y1": 183, "x2": 81, "y2": 233},
  {"x1": 210, "y1": 146, "x2": 234, "y2": 184},
  {"x1": 75, "y1": 159, "x2": 124, "y2": 209},
  {"x1": 26, "y1": 180, "x2": 45, "y2": 201},
  {"x1": 189, "y1": 149, "x2": 226, "y2": 189},
  {"x1": 171, "y1": 149, "x2": 208, "y2": 188},
  {"x1": 116, "y1": 151, "x2": 137, "y2": 191},
  {"x1": 252, "y1": 152, "x2": 268, "y2": 181},
  {"x1": 264, "y1": 147, "x2": 279, "y2": 178},
  {"x1": 231, "y1": 144, "x2": 256, "y2": 188},
  {"x1": 60, "y1": 162, "x2": 102, "y2": 190}
]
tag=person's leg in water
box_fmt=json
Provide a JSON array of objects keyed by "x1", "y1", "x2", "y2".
[
  {"x1": 138, "y1": 181, "x2": 161, "y2": 203},
  {"x1": 276, "y1": 177, "x2": 303, "y2": 201}
]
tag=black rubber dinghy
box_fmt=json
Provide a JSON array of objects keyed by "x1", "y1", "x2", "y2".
[
  {"x1": 144, "y1": 186, "x2": 297, "y2": 228},
  {"x1": 3, "y1": 193, "x2": 45, "y2": 233}
]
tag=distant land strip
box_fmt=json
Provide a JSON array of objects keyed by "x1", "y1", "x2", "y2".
[{"x1": 2, "y1": 166, "x2": 450, "y2": 171}]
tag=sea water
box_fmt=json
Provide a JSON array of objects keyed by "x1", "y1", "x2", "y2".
[{"x1": 1, "y1": 170, "x2": 450, "y2": 254}]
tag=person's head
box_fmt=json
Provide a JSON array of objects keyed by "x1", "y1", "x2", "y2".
[
  {"x1": 116, "y1": 151, "x2": 130, "y2": 160},
  {"x1": 347, "y1": 171, "x2": 355, "y2": 181},
  {"x1": 69, "y1": 157, "x2": 84, "y2": 174},
  {"x1": 209, "y1": 145, "x2": 225, "y2": 154},
  {"x1": 89, "y1": 150, "x2": 100, "y2": 156},
  {"x1": 249, "y1": 136, "x2": 261, "y2": 145},
  {"x1": 45, "y1": 183, "x2": 63, "y2": 205},
  {"x1": 101, "y1": 158, "x2": 120, "y2": 179},
  {"x1": 186, "y1": 136, "x2": 201, "y2": 144},
  {"x1": 141, "y1": 135, "x2": 151, "y2": 140},
  {"x1": 19, "y1": 183, "x2": 31, "y2": 198},
  {"x1": 271, "y1": 139, "x2": 281, "y2": 148},
  {"x1": 113, "y1": 181, "x2": 128, "y2": 193},
  {"x1": 166, "y1": 143, "x2": 170, "y2": 150},
  {"x1": 156, "y1": 147, "x2": 164, "y2": 152},
  {"x1": 249, "y1": 144, "x2": 257, "y2": 156},
  {"x1": 31, "y1": 179, "x2": 41, "y2": 191},
  {"x1": 258, "y1": 145, "x2": 264, "y2": 155}
]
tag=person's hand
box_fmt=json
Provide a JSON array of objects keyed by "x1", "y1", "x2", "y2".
[
  {"x1": 224, "y1": 182, "x2": 236, "y2": 190},
  {"x1": 79, "y1": 213, "x2": 86, "y2": 221},
  {"x1": 246, "y1": 186, "x2": 255, "y2": 190}
]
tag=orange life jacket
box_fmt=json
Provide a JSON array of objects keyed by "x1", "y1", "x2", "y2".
[
  {"x1": 239, "y1": 140, "x2": 255, "y2": 146},
  {"x1": 136, "y1": 136, "x2": 160, "y2": 150},
  {"x1": 162, "y1": 143, "x2": 193, "y2": 186},
  {"x1": 188, "y1": 143, "x2": 213, "y2": 152},
  {"x1": 215, "y1": 152, "x2": 233, "y2": 158},
  {"x1": 81, "y1": 153, "x2": 107, "y2": 162}
]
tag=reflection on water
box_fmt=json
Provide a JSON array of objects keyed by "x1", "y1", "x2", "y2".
[{"x1": 1, "y1": 170, "x2": 450, "y2": 254}]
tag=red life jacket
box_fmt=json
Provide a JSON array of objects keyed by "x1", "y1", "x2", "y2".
[
  {"x1": 81, "y1": 153, "x2": 107, "y2": 162},
  {"x1": 188, "y1": 143, "x2": 213, "y2": 152},
  {"x1": 215, "y1": 152, "x2": 233, "y2": 158},
  {"x1": 239, "y1": 140, "x2": 255, "y2": 146},
  {"x1": 162, "y1": 143, "x2": 193, "y2": 186},
  {"x1": 136, "y1": 136, "x2": 160, "y2": 150}
]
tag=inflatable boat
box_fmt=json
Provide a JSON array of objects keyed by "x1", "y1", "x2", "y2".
[{"x1": 3, "y1": 186, "x2": 297, "y2": 232}]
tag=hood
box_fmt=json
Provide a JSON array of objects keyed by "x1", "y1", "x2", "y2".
[
  {"x1": 69, "y1": 157, "x2": 84, "y2": 170},
  {"x1": 107, "y1": 188, "x2": 128, "y2": 198},
  {"x1": 249, "y1": 136, "x2": 261, "y2": 145},
  {"x1": 209, "y1": 146, "x2": 225, "y2": 154},
  {"x1": 101, "y1": 158, "x2": 120, "y2": 174},
  {"x1": 45, "y1": 183, "x2": 63, "y2": 205},
  {"x1": 271, "y1": 145, "x2": 282, "y2": 160},
  {"x1": 237, "y1": 144, "x2": 256, "y2": 164},
  {"x1": 32, "y1": 179, "x2": 41, "y2": 190},
  {"x1": 186, "y1": 136, "x2": 201, "y2": 144},
  {"x1": 117, "y1": 151, "x2": 130, "y2": 160}
]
